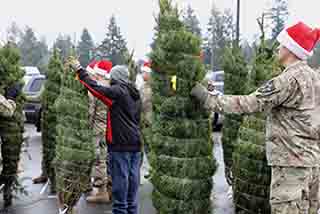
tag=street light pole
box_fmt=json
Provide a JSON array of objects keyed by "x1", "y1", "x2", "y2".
[{"x1": 236, "y1": 0, "x2": 240, "y2": 47}]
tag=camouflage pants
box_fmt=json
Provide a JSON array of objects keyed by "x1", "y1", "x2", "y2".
[
  {"x1": 91, "y1": 136, "x2": 111, "y2": 190},
  {"x1": 270, "y1": 166, "x2": 319, "y2": 214}
]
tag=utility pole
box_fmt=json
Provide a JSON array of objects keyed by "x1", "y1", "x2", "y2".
[{"x1": 236, "y1": 0, "x2": 241, "y2": 47}]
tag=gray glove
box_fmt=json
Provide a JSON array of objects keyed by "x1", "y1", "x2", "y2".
[{"x1": 190, "y1": 83, "x2": 209, "y2": 104}]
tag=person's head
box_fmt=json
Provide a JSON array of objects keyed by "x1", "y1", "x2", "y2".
[
  {"x1": 141, "y1": 63, "x2": 152, "y2": 82},
  {"x1": 276, "y1": 22, "x2": 320, "y2": 67},
  {"x1": 92, "y1": 60, "x2": 113, "y2": 86},
  {"x1": 110, "y1": 65, "x2": 130, "y2": 84}
]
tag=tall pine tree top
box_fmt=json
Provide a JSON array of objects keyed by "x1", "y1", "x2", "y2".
[
  {"x1": 98, "y1": 15, "x2": 128, "y2": 65},
  {"x1": 77, "y1": 28, "x2": 95, "y2": 67},
  {"x1": 183, "y1": 5, "x2": 201, "y2": 37}
]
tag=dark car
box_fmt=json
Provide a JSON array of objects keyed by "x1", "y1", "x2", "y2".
[{"x1": 23, "y1": 75, "x2": 46, "y2": 131}]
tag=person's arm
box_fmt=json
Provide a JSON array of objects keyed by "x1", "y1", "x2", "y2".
[
  {"x1": 0, "y1": 94, "x2": 16, "y2": 117},
  {"x1": 191, "y1": 75, "x2": 301, "y2": 114},
  {"x1": 77, "y1": 68, "x2": 122, "y2": 102}
]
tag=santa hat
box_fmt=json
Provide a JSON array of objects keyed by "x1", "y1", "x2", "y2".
[
  {"x1": 94, "y1": 60, "x2": 113, "y2": 79},
  {"x1": 277, "y1": 22, "x2": 320, "y2": 60},
  {"x1": 86, "y1": 60, "x2": 98, "y2": 75},
  {"x1": 141, "y1": 61, "x2": 152, "y2": 73}
]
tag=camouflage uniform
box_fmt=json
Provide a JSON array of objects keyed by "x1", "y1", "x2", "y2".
[
  {"x1": 88, "y1": 92, "x2": 111, "y2": 192},
  {"x1": 198, "y1": 61, "x2": 320, "y2": 213},
  {"x1": 0, "y1": 94, "x2": 16, "y2": 117},
  {"x1": 140, "y1": 80, "x2": 153, "y2": 163}
]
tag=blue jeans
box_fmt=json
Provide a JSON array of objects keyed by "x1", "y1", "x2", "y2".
[{"x1": 110, "y1": 152, "x2": 141, "y2": 214}]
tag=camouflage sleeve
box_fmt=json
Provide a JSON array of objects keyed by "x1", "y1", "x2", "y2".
[
  {"x1": 0, "y1": 94, "x2": 16, "y2": 117},
  {"x1": 204, "y1": 75, "x2": 300, "y2": 114},
  {"x1": 142, "y1": 86, "x2": 153, "y2": 126}
]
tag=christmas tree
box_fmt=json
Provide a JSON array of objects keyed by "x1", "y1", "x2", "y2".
[
  {"x1": 149, "y1": 1, "x2": 216, "y2": 213},
  {"x1": 0, "y1": 43, "x2": 25, "y2": 207},
  {"x1": 55, "y1": 60, "x2": 95, "y2": 214},
  {"x1": 40, "y1": 48, "x2": 63, "y2": 193},
  {"x1": 221, "y1": 47, "x2": 248, "y2": 184},
  {"x1": 232, "y1": 20, "x2": 278, "y2": 213}
]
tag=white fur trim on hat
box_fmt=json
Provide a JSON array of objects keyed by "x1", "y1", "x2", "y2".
[
  {"x1": 94, "y1": 66, "x2": 111, "y2": 79},
  {"x1": 141, "y1": 66, "x2": 152, "y2": 73},
  {"x1": 277, "y1": 30, "x2": 313, "y2": 60},
  {"x1": 86, "y1": 66, "x2": 95, "y2": 75}
]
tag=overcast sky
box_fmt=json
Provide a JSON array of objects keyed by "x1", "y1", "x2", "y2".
[{"x1": 0, "y1": 0, "x2": 319, "y2": 59}]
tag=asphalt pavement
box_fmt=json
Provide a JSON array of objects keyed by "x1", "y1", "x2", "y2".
[{"x1": 0, "y1": 124, "x2": 234, "y2": 214}]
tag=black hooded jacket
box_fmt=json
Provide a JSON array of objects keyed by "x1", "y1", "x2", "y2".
[{"x1": 77, "y1": 68, "x2": 142, "y2": 152}]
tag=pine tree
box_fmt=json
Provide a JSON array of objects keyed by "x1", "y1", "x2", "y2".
[
  {"x1": 149, "y1": 1, "x2": 215, "y2": 213},
  {"x1": 17, "y1": 26, "x2": 49, "y2": 68},
  {"x1": 220, "y1": 46, "x2": 248, "y2": 185},
  {"x1": 269, "y1": 0, "x2": 289, "y2": 40},
  {"x1": 232, "y1": 19, "x2": 279, "y2": 213},
  {"x1": 97, "y1": 15, "x2": 128, "y2": 65},
  {"x1": 77, "y1": 28, "x2": 95, "y2": 67},
  {"x1": 183, "y1": 5, "x2": 202, "y2": 37},
  {"x1": 203, "y1": 6, "x2": 235, "y2": 69},
  {"x1": 0, "y1": 43, "x2": 25, "y2": 206},
  {"x1": 54, "y1": 35, "x2": 74, "y2": 62},
  {"x1": 40, "y1": 49, "x2": 63, "y2": 193},
  {"x1": 55, "y1": 58, "x2": 95, "y2": 214}
]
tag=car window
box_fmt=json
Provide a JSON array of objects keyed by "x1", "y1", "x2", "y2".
[
  {"x1": 214, "y1": 73, "x2": 224, "y2": 82},
  {"x1": 29, "y1": 78, "x2": 44, "y2": 93}
]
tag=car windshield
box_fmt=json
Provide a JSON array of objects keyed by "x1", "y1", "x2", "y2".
[
  {"x1": 214, "y1": 73, "x2": 224, "y2": 82},
  {"x1": 28, "y1": 78, "x2": 44, "y2": 93}
]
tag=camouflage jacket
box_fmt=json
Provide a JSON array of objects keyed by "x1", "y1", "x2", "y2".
[
  {"x1": 0, "y1": 94, "x2": 16, "y2": 117},
  {"x1": 141, "y1": 81, "x2": 152, "y2": 127},
  {"x1": 204, "y1": 61, "x2": 320, "y2": 167},
  {"x1": 88, "y1": 92, "x2": 108, "y2": 137}
]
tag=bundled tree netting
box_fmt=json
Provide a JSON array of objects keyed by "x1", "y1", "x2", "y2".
[
  {"x1": 54, "y1": 63, "x2": 95, "y2": 213},
  {"x1": 40, "y1": 49, "x2": 63, "y2": 193},
  {"x1": 221, "y1": 47, "x2": 248, "y2": 185},
  {"x1": 0, "y1": 43, "x2": 25, "y2": 206},
  {"x1": 149, "y1": 1, "x2": 216, "y2": 213},
  {"x1": 232, "y1": 29, "x2": 279, "y2": 214}
]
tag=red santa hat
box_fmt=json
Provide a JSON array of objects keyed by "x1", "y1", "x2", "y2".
[
  {"x1": 277, "y1": 22, "x2": 320, "y2": 60},
  {"x1": 86, "y1": 60, "x2": 98, "y2": 75},
  {"x1": 141, "y1": 61, "x2": 152, "y2": 73},
  {"x1": 94, "y1": 60, "x2": 113, "y2": 79}
]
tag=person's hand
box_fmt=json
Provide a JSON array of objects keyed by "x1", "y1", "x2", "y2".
[
  {"x1": 67, "y1": 56, "x2": 82, "y2": 71},
  {"x1": 5, "y1": 83, "x2": 23, "y2": 101},
  {"x1": 190, "y1": 83, "x2": 208, "y2": 104}
]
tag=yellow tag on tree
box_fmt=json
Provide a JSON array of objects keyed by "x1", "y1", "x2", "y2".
[{"x1": 171, "y1": 75, "x2": 176, "y2": 91}]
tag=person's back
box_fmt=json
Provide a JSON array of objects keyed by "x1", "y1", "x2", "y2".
[
  {"x1": 265, "y1": 61, "x2": 320, "y2": 167},
  {"x1": 108, "y1": 81, "x2": 141, "y2": 152}
]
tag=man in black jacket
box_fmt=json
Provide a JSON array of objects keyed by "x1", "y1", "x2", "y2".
[{"x1": 69, "y1": 58, "x2": 142, "y2": 214}]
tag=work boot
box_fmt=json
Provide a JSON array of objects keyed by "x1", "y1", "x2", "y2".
[
  {"x1": 86, "y1": 186, "x2": 111, "y2": 204},
  {"x1": 32, "y1": 175, "x2": 48, "y2": 184}
]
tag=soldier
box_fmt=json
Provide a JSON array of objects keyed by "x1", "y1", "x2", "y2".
[
  {"x1": 0, "y1": 92, "x2": 16, "y2": 117},
  {"x1": 86, "y1": 60, "x2": 113, "y2": 203},
  {"x1": 0, "y1": 83, "x2": 23, "y2": 208},
  {"x1": 191, "y1": 22, "x2": 320, "y2": 213},
  {"x1": 140, "y1": 62, "x2": 152, "y2": 180}
]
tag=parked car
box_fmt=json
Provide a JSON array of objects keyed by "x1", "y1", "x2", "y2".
[
  {"x1": 22, "y1": 66, "x2": 41, "y2": 88},
  {"x1": 23, "y1": 74, "x2": 46, "y2": 131}
]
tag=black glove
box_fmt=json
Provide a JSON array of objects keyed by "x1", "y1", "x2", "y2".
[{"x1": 5, "y1": 83, "x2": 22, "y2": 100}]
